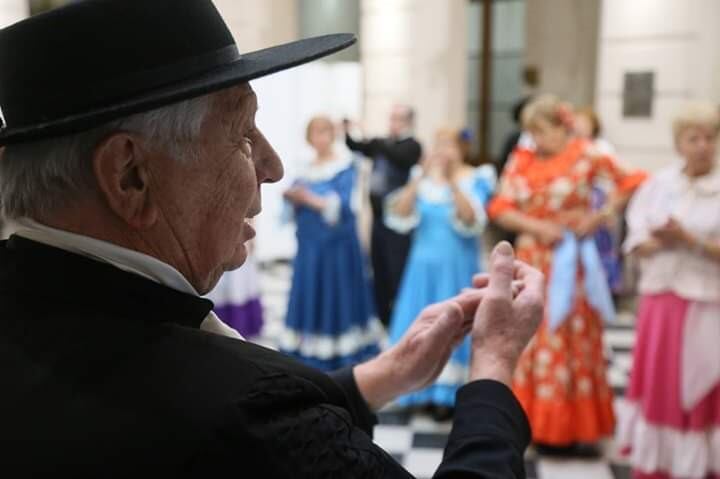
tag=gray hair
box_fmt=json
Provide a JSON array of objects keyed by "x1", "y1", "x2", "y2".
[{"x1": 0, "y1": 94, "x2": 212, "y2": 220}]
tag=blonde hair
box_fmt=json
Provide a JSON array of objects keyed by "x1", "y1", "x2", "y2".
[
  {"x1": 434, "y1": 127, "x2": 460, "y2": 145},
  {"x1": 672, "y1": 102, "x2": 720, "y2": 141},
  {"x1": 521, "y1": 94, "x2": 573, "y2": 131},
  {"x1": 305, "y1": 115, "x2": 335, "y2": 144}
]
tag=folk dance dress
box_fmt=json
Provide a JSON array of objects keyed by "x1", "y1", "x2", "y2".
[
  {"x1": 488, "y1": 138, "x2": 645, "y2": 446},
  {"x1": 617, "y1": 163, "x2": 720, "y2": 479},
  {"x1": 386, "y1": 165, "x2": 496, "y2": 407},
  {"x1": 280, "y1": 155, "x2": 382, "y2": 371}
]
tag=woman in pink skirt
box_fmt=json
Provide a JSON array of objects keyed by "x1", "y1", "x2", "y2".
[{"x1": 618, "y1": 102, "x2": 720, "y2": 479}]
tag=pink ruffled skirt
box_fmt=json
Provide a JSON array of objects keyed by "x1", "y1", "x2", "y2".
[{"x1": 616, "y1": 292, "x2": 720, "y2": 479}]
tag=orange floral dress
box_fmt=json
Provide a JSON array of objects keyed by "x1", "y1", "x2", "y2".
[{"x1": 488, "y1": 138, "x2": 646, "y2": 446}]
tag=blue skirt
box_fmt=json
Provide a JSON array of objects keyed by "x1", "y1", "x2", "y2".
[
  {"x1": 389, "y1": 249, "x2": 478, "y2": 407},
  {"x1": 281, "y1": 224, "x2": 381, "y2": 371}
]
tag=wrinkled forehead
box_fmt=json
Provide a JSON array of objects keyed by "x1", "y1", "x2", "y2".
[{"x1": 213, "y1": 83, "x2": 257, "y2": 117}]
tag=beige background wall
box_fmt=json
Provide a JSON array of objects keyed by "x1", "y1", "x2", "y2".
[
  {"x1": 595, "y1": 0, "x2": 720, "y2": 172},
  {"x1": 0, "y1": 0, "x2": 27, "y2": 28},
  {"x1": 213, "y1": 0, "x2": 298, "y2": 52},
  {"x1": 524, "y1": 0, "x2": 600, "y2": 108},
  {"x1": 0, "y1": 1, "x2": 297, "y2": 49},
  {"x1": 360, "y1": 0, "x2": 467, "y2": 150}
]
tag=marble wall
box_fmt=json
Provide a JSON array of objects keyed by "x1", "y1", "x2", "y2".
[
  {"x1": 595, "y1": 0, "x2": 720, "y2": 172},
  {"x1": 524, "y1": 0, "x2": 601, "y2": 110},
  {"x1": 360, "y1": 0, "x2": 468, "y2": 149},
  {"x1": 212, "y1": 0, "x2": 298, "y2": 52}
]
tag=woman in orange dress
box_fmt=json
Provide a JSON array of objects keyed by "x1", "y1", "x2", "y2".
[{"x1": 488, "y1": 95, "x2": 646, "y2": 456}]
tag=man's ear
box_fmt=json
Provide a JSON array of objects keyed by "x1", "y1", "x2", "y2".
[{"x1": 92, "y1": 133, "x2": 158, "y2": 230}]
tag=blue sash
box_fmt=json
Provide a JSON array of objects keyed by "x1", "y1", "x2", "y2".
[{"x1": 547, "y1": 231, "x2": 616, "y2": 331}]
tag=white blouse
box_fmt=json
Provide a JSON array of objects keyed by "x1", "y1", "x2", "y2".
[
  {"x1": 384, "y1": 164, "x2": 496, "y2": 237},
  {"x1": 284, "y1": 153, "x2": 360, "y2": 226},
  {"x1": 624, "y1": 162, "x2": 720, "y2": 303}
]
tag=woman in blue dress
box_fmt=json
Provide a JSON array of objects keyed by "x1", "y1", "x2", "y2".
[
  {"x1": 280, "y1": 116, "x2": 382, "y2": 371},
  {"x1": 386, "y1": 128, "x2": 496, "y2": 419}
]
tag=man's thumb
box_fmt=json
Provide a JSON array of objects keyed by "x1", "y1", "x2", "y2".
[{"x1": 487, "y1": 241, "x2": 515, "y2": 297}]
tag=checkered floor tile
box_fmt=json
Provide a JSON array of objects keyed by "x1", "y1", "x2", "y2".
[{"x1": 255, "y1": 261, "x2": 637, "y2": 478}]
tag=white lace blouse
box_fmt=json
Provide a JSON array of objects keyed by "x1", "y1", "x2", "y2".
[{"x1": 624, "y1": 162, "x2": 720, "y2": 303}]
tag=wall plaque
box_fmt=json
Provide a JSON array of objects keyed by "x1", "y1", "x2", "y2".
[{"x1": 623, "y1": 71, "x2": 654, "y2": 118}]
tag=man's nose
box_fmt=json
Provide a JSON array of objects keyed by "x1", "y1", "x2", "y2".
[{"x1": 255, "y1": 130, "x2": 284, "y2": 184}]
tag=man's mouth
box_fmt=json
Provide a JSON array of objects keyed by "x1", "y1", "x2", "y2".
[{"x1": 243, "y1": 221, "x2": 256, "y2": 240}]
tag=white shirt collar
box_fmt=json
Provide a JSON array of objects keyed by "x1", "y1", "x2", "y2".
[
  {"x1": 10, "y1": 218, "x2": 197, "y2": 294},
  {"x1": 7, "y1": 218, "x2": 244, "y2": 340}
]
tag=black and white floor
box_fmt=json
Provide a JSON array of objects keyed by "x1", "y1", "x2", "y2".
[{"x1": 256, "y1": 262, "x2": 637, "y2": 479}]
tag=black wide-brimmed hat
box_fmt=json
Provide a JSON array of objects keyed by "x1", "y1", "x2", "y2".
[{"x1": 0, "y1": 0, "x2": 355, "y2": 146}]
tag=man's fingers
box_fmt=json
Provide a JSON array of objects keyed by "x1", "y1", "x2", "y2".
[
  {"x1": 511, "y1": 261, "x2": 545, "y2": 317},
  {"x1": 419, "y1": 303, "x2": 464, "y2": 350},
  {"x1": 452, "y1": 290, "x2": 486, "y2": 320},
  {"x1": 511, "y1": 280, "x2": 525, "y2": 298},
  {"x1": 452, "y1": 320, "x2": 473, "y2": 345},
  {"x1": 472, "y1": 274, "x2": 490, "y2": 288},
  {"x1": 513, "y1": 260, "x2": 544, "y2": 291},
  {"x1": 487, "y1": 241, "x2": 515, "y2": 299},
  {"x1": 464, "y1": 280, "x2": 523, "y2": 297}
]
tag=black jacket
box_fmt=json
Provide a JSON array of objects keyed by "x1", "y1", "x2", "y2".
[
  {"x1": 346, "y1": 134, "x2": 422, "y2": 219},
  {"x1": 0, "y1": 236, "x2": 530, "y2": 478}
]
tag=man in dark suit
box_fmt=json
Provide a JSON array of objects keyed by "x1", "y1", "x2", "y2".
[
  {"x1": 0, "y1": 1, "x2": 543, "y2": 477},
  {"x1": 345, "y1": 106, "x2": 423, "y2": 327}
]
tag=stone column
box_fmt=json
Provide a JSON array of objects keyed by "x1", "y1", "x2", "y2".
[
  {"x1": 524, "y1": 0, "x2": 601, "y2": 108},
  {"x1": 360, "y1": 0, "x2": 467, "y2": 148},
  {"x1": 0, "y1": 0, "x2": 27, "y2": 28},
  {"x1": 595, "y1": 0, "x2": 720, "y2": 171}
]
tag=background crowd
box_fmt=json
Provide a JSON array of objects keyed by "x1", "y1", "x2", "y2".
[
  {"x1": 2, "y1": 1, "x2": 719, "y2": 478},
  {"x1": 206, "y1": 94, "x2": 720, "y2": 479}
]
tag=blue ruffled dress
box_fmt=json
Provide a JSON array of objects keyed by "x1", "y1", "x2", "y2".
[
  {"x1": 280, "y1": 155, "x2": 382, "y2": 371},
  {"x1": 386, "y1": 165, "x2": 496, "y2": 407}
]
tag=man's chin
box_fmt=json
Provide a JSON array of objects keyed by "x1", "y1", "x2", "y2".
[
  {"x1": 225, "y1": 243, "x2": 249, "y2": 271},
  {"x1": 202, "y1": 245, "x2": 248, "y2": 295}
]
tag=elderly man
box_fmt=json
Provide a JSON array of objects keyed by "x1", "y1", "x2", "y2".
[
  {"x1": 0, "y1": 0, "x2": 543, "y2": 477},
  {"x1": 345, "y1": 106, "x2": 422, "y2": 327}
]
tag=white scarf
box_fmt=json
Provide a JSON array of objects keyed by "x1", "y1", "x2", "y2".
[{"x1": 682, "y1": 302, "x2": 720, "y2": 411}]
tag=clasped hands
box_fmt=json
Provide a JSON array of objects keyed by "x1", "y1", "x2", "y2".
[
  {"x1": 651, "y1": 217, "x2": 693, "y2": 247},
  {"x1": 637, "y1": 217, "x2": 696, "y2": 256},
  {"x1": 354, "y1": 242, "x2": 544, "y2": 410},
  {"x1": 283, "y1": 184, "x2": 328, "y2": 212}
]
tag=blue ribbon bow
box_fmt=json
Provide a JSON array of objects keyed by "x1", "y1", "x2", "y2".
[{"x1": 547, "y1": 231, "x2": 616, "y2": 332}]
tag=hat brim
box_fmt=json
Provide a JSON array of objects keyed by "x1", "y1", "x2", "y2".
[{"x1": 0, "y1": 33, "x2": 356, "y2": 145}]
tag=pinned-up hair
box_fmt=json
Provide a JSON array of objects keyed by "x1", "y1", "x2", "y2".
[{"x1": 521, "y1": 94, "x2": 574, "y2": 132}]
